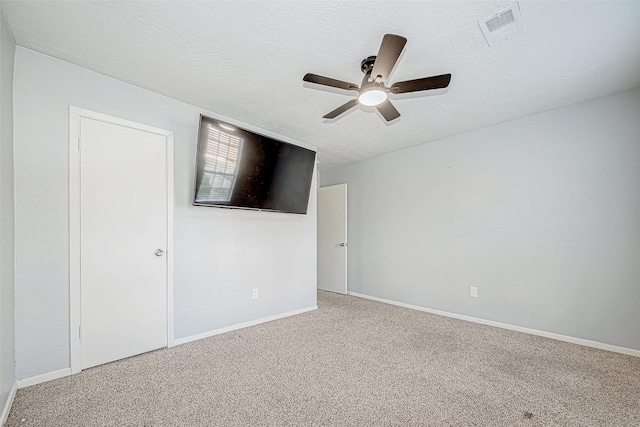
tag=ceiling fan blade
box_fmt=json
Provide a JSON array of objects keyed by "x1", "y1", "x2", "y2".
[
  {"x1": 376, "y1": 99, "x2": 401, "y2": 122},
  {"x1": 323, "y1": 99, "x2": 359, "y2": 119},
  {"x1": 304, "y1": 73, "x2": 359, "y2": 91},
  {"x1": 371, "y1": 34, "x2": 407, "y2": 83},
  {"x1": 390, "y1": 74, "x2": 452, "y2": 94}
]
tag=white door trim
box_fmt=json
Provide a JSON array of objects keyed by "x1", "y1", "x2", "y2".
[
  {"x1": 317, "y1": 183, "x2": 348, "y2": 294},
  {"x1": 69, "y1": 106, "x2": 175, "y2": 374}
]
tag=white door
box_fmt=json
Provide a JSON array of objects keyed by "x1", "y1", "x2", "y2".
[
  {"x1": 317, "y1": 184, "x2": 347, "y2": 294},
  {"x1": 79, "y1": 116, "x2": 169, "y2": 369}
]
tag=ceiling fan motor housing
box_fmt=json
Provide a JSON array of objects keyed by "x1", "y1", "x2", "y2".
[{"x1": 360, "y1": 56, "x2": 377, "y2": 73}]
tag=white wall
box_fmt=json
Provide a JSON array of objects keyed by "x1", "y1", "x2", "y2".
[
  {"x1": 321, "y1": 88, "x2": 640, "y2": 351},
  {"x1": 0, "y1": 5, "x2": 16, "y2": 416},
  {"x1": 14, "y1": 47, "x2": 317, "y2": 380}
]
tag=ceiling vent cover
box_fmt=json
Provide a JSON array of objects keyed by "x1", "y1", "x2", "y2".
[{"x1": 479, "y1": 2, "x2": 524, "y2": 46}]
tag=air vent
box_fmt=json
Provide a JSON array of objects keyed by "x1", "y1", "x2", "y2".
[
  {"x1": 486, "y1": 10, "x2": 515, "y2": 32},
  {"x1": 479, "y1": 3, "x2": 524, "y2": 47}
]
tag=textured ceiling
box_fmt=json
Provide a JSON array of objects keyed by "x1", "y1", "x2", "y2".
[{"x1": 3, "y1": 1, "x2": 640, "y2": 170}]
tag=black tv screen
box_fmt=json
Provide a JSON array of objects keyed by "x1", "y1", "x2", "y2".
[{"x1": 193, "y1": 115, "x2": 316, "y2": 214}]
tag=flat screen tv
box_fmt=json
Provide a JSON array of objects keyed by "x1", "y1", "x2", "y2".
[{"x1": 193, "y1": 115, "x2": 316, "y2": 214}]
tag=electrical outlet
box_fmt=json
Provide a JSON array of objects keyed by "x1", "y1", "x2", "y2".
[
  {"x1": 470, "y1": 286, "x2": 478, "y2": 298},
  {"x1": 252, "y1": 288, "x2": 259, "y2": 299}
]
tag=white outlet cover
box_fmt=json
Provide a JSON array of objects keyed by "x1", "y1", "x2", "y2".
[{"x1": 470, "y1": 287, "x2": 478, "y2": 298}]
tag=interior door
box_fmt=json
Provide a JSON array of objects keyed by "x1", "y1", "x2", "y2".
[
  {"x1": 317, "y1": 184, "x2": 347, "y2": 294},
  {"x1": 80, "y1": 116, "x2": 168, "y2": 369}
]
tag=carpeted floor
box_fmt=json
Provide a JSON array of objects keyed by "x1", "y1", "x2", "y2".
[{"x1": 6, "y1": 291, "x2": 640, "y2": 426}]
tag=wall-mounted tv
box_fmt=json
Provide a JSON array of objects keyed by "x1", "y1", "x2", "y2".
[{"x1": 193, "y1": 115, "x2": 316, "y2": 214}]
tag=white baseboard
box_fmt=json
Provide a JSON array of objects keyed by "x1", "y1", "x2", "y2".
[
  {"x1": 17, "y1": 368, "x2": 72, "y2": 389},
  {"x1": 1, "y1": 382, "x2": 17, "y2": 425},
  {"x1": 347, "y1": 291, "x2": 640, "y2": 358},
  {"x1": 174, "y1": 305, "x2": 318, "y2": 346}
]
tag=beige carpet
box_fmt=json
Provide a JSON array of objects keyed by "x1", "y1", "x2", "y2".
[{"x1": 6, "y1": 291, "x2": 640, "y2": 426}]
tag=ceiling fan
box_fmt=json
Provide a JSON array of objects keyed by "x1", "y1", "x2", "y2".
[{"x1": 303, "y1": 34, "x2": 451, "y2": 123}]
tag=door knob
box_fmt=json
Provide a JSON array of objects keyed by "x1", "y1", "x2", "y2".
[
  {"x1": 154, "y1": 249, "x2": 165, "y2": 257},
  {"x1": 339, "y1": 243, "x2": 347, "y2": 247}
]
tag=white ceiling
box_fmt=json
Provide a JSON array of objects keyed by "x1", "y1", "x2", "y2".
[{"x1": 3, "y1": 1, "x2": 640, "y2": 170}]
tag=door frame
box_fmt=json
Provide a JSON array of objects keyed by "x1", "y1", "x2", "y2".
[
  {"x1": 68, "y1": 106, "x2": 175, "y2": 374},
  {"x1": 317, "y1": 183, "x2": 348, "y2": 294}
]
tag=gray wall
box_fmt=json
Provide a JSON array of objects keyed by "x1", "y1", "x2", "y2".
[
  {"x1": 0, "y1": 6, "x2": 16, "y2": 412},
  {"x1": 321, "y1": 88, "x2": 640, "y2": 351},
  {"x1": 14, "y1": 47, "x2": 317, "y2": 379}
]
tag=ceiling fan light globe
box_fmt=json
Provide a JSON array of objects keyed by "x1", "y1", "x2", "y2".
[{"x1": 358, "y1": 89, "x2": 387, "y2": 107}]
